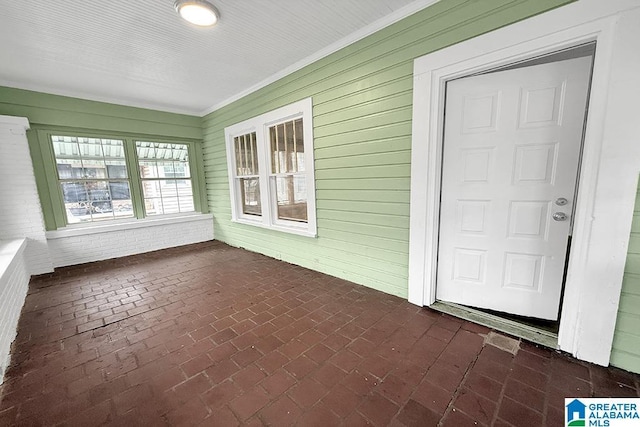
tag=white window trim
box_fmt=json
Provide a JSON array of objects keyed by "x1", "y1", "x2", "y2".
[
  {"x1": 408, "y1": 0, "x2": 640, "y2": 366},
  {"x1": 224, "y1": 97, "x2": 317, "y2": 237}
]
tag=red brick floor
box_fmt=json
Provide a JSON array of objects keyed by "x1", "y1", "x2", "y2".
[{"x1": 0, "y1": 241, "x2": 639, "y2": 426}]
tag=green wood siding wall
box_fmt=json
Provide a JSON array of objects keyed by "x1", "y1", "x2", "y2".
[
  {"x1": 202, "y1": 0, "x2": 574, "y2": 298},
  {"x1": 0, "y1": 86, "x2": 202, "y2": 140},
  {"x1": 0, "y1": 86, "x2": 204, "y2": 230},
  {"x1": 611, "y1": 181, "x2": 640, "y2": 373}
]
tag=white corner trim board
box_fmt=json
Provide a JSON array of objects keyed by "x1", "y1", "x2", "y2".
[{"x1": 408, "y1": 0, "x2": 640, "y2": 366}]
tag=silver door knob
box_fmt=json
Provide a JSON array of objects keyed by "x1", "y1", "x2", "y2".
[
  {"x1": 552, "y1": 212, "x2": 568, "y2": 221},
  {"x1": 555, "y1": 197, "x2": 568, "y2": 206}
]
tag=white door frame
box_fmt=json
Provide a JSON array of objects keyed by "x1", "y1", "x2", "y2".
[{"x1": 408, "y1": 0, "x2": 640, "y2": 365}]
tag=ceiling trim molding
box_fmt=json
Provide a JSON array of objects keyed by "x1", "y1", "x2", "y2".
[{"x1": 200, "y1": 0, "x2": 440, "y2": 116}]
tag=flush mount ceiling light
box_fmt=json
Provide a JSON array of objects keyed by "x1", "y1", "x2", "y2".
[{"x1": 174, "y1": 0, "x2": 220, "y2": 27}]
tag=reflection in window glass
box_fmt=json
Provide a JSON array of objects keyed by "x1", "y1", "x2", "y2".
[
  {"x1": 52, "y1": 135, "x2": 133, "y2": 224},
  {"x1": 136, "y1": 141, "x2": 194, "y2": 216},
  {"x1": 268, "y1": 118, "x2": 307, "y2": 222},
  {"x1": 234, "y1": 132, "x2": 261, "y2": 216}
]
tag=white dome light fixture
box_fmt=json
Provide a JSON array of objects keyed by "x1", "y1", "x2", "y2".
[{"x1": 174, "y1": 0, "x2": 220, "y2": 27}]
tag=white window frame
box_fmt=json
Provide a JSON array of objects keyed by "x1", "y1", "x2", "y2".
[{"x1": 224, "y1": 97, "x2": 317, "y2": 237}]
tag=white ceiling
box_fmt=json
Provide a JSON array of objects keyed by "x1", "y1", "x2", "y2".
[{"x1": 0, "y1": 0, "x2": 434, "y2": 116}]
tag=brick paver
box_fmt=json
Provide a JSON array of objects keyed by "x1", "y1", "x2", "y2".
[{"x1": 0, "y1": 241, "x2": 639, "y2": 425}]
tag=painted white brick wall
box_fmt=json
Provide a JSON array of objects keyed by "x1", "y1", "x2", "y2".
[
  {"x1": 0, "y1": 116, "x2": 53, "y2": 275},
  {"x1": 0, "y1": 239, "x2": 30, "y2": 384},
  {"x1": 47, "y1": 216, "x2": 214, "y2": 267}
]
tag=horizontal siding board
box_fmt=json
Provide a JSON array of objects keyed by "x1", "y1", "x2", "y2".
[
  {"x1": 319, "y1": 229, "x2": 408, "y2": 254},
  {"x1": 315, "y1": 151, "x2": 410, "y2": 170},
  {"x1": 314, "y1": 107, "x2": 412, "y2": 138},
  {"x1": 612, "y1": 328, "x2": 640, "y2": 351},
  {"x1": 313, "y1": 75, "x2": 412, "y2": 112},
  {"x1": 618, "y1": 292, "x2": 640, "y2": 315},
  {"x1": 314, "y1": 122, "x2": 412, "y2": 149},
  {"x1": 0, "y1": 87, "x2": 201, "y2": 127},
  {"x1": 609, "y1": 351, "x2": 640, "y2": 375},
  {"x1": 317, "y1": 209, "x2": 409, "y2": 230},
  {"x1": 203, "y1": 0, "x2": 575, "y2": 298},
  {"x1": 318, "y1": 237, "x2": 408, "y2": 264},
  {"x1": 315, "y1": 164, "x2": 409, "y2": 180},
  {"x1": 621, "y1": 274, "x2": 640, "y2": 296},
  {"x1": 611, "y1": 187, "x2": 640, "y2": 373},
  {"x1": 624, "y1": 253, "x2": 640, "y2": 275},
  {"x1": 0, "y1": 88, "x2": 201, "y2": 140},
  {"x1": 317, "y1": 200, "x2": 409, "y2": 218},
  {"x1": 318, "y1": 218, "x2": 409, "y2": 241},
  {"x1": 315, "y1": 177, "x2": 411, "y2": 191},
  {"x1": 317, "y1": 189, "x2": 409, "y2": 204},
  {"x1": 630, "y1": 214, "x2": 640, "y2": 233},
  {"x1": 314, "y1": 91, "x2": 412, "y2": 127},
  {"x1": 613, "y1": 313, "x2": 640, "y2": 337},
  {"x1": 314, "y1": 137, "x2": 410, "y2": 160},
  {"x1": 627, "y1": 233, "x2": 640, "y2": 253}
]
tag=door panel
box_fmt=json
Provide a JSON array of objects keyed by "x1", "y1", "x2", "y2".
[{"x1": 436, "y1": 56, "x2": 592, "y2": 320}]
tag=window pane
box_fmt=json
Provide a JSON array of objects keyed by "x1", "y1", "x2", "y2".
[
  {"x1": 239, "y1": 178, "x2": 261, "y2": 216},
  {"x1": 141, "y1": 179, "x2": 194, "y2": 216},
  {"x1": 106, "y1": 161, "x2": 128, "y2": 178},
  {"x1": 159, "y1": 198, "x2": 180, "y2": 214},
  {"x1": 81, "y1": 159, "x2": 108, "y2": 179},
  {"x1": 177, "y1": 179, "x2": 193, "y2": 198},
  {"x1": 295, "y1": 118, "x2": 305, "y2": 172},
  {"x1": 52, "y1": 135, "x2": 129, "y2": 224},
  {"x1": 270, "y1": 118, "x2": 304, "y2": 174},
  {"x1": 141, "y1": 180, "x2": 162, "y2": 200},
  {"x1": 159, "y1": 161, "x2": 175, "y2": 178},
  {"x1": 109, "y1": 181, "x2": 131, "y2": 200},
  {"x1": 178, "y1": 196, "x2": 195, "y2": 212},
  {"x1": 60, "y1": 180, "x2": 133, "y2": 223},
  {"x1": 113, "y1": 199, "x2": 134, "y2": 218},
  {"x1": 52, "y1": 138, "x2": 78, "y2": 157},
  {"x1": 110, "y1": 181, "x2": 133, "y2": 219},
  {"x1": 139, "y1": 161, "x2": 159, "y2": 179},
  {"x1": 61, "y1": 181, "x2": 90, "y2": 223},
  {"x1": 102, "y1": 140, "x2": 126, "y2": 159},
  {"x1": 234, "y1": 132, "x2": 258, "y2": 176},
  {"x1": 136, "y1": 141, "x2": 195, "y2": 216},
  {"x1": 273, "y1": 175, "x2": 307, "y2": 222},
  {"x1": 56, "y1": 158, "x2": 83, "y2": 179},
  {"x1": 160, "y1": 181, "x2": 178, "y2": 200},
  {"x1": 171, "y1": 144, "x2": 189, "y2": 161},
  {"x1": 79, "y1": 140, "x2": 104, "y2": 159},
  {"x1": 173, "y1": 162, "x2": 190, "y2": 179},
  {"x1": 144, "y1": 198, "x2": 164, "y2": 216}
]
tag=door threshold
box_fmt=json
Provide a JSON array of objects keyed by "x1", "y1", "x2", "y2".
[{"x1": 429, "y1": 301, "x2": 559, "y2": 349}]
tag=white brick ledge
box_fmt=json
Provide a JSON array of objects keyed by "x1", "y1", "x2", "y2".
[
  {"x1": 0, "y1": 238, "x2": 29, "y2": 384},
  {"x1": 0, "y1": 239, "x2": 27, "y2": 275},
  {"x1": 46, "y1": 213, "x2": 213, "y2": 239}
]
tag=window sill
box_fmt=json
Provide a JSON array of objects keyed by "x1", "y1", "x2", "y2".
[
  {"x1": 232, "y1": 218, "x2": 317, "y2": 238},
  {"x1": 46, "y1": 213, "x2": 213, "y2": 239}
]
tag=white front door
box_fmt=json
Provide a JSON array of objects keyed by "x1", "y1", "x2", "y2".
[{"x1": 436, "y1": 56, "x2": 592, "y2": 320}]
